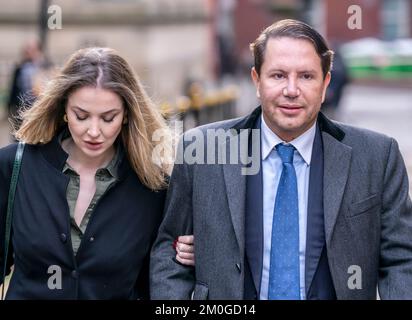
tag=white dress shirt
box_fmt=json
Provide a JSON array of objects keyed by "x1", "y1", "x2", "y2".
[{"x1": 259, "y1": 114, "x2": 317, "y2": 300}]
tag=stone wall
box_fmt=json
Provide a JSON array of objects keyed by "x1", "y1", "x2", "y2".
[{"x1": 0, "y1": 0, "x2": 212, "y2": 106}]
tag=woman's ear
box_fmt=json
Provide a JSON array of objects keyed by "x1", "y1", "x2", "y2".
[{"x1": 123, "y1": 111, "x2": 128, "y2": 125}]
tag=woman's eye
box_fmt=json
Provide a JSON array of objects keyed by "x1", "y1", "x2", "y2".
[
  {"x1": 103, "y1": 117, "x2": 115, "y2": 123},
  {"x1": 75, "y1": 114, "x2": 87, "y2": 121}
]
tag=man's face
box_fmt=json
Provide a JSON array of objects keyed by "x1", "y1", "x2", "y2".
[{"x1": 251, "y1": 37, "x2": 331, "y2": 142}]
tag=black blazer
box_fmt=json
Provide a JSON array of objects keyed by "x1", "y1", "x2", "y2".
[{"x1": 0, "y1": 135, "x2": 166, "y2": 299}]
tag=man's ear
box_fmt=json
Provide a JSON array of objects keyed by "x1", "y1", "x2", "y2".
[
  {"x1": 321, "y1": 71, "x2": 331, "y2": 103},
  {"x1": 251, "y1": 67, "x2": 260, "y2": 99}
]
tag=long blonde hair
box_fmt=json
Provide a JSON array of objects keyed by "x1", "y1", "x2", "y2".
[{"x1": 15, "y1": 47, "x2": 172, "y2": 190}]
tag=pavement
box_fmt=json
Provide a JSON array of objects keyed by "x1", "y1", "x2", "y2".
[{"x1": 335, "y1": 83, "x2": 412, "y2": 196}]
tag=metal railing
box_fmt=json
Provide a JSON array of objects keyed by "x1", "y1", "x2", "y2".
[{"x1": 160, "y1": 82, "x2": 239, "y2": 131}]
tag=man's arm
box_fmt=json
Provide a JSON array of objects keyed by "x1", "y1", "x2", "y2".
[
  {"x1": 378, "y1": 138, "x2": 412, "y2": 299},
  {"x1": 150, "y1": 139, "x2": 195, "y2": 299}
]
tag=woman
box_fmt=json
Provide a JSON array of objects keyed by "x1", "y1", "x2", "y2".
[{"x1": 0, "y1": 47, "x2": 193, "y2": 299}]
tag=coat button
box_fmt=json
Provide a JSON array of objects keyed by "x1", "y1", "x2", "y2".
[
  {"x1": 89, "y1": 236, "x2": 95, "y2": 242},
  {"x1": 60, "y1": 233, "x2": 67, "y2": 243},
  {"x1": 236, "y1": 263, "x2": 241, "y2": 272},
  {"x1": 71, "y1": 270, "x2": 78, "y2": 279}
]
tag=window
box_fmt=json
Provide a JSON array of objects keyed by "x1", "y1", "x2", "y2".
[{"x1": 382, "y1": 0, "x2": 410, "y2": 39}]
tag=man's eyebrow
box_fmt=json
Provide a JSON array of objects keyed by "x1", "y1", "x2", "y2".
[
  {"x1": 266, "y1": 68, "x2": 319, "y2": 73},
  {"x1": 71, "y1": 106, "x2": 122, "y2": 115},
  {"x1": 298, "y1": 69, "x2": 318, "y2": 74},
  {"x1": 267, "y1": 68, "x2": 286, "y2": 73}
]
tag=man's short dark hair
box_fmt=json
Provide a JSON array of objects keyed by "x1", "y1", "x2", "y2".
[{"x1": 250, "y1": 19, "x2": 334, "y2": 78}]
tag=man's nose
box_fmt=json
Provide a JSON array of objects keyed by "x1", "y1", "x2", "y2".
[{"x1": 283, "y1": 78, "x2": 300, "y2": 98}]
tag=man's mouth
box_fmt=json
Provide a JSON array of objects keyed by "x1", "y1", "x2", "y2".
[
  {"x1": 278, "y1": 104, "x2": 304, "y2": 115},
  {"x1": 279, "y1": 104, "x2": 303, "y2": 109}
]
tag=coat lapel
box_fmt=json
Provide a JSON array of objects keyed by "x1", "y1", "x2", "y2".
[
  {"x1": 222, "y1": 138, "x2": 246, "y2": 260},
  {"x1": 305, "y1": 124, "x2": 325, "y2": 294},
  {"x1": 222, "y1": 134, "x2": 247, "y2": 258},
  {"x1": 322, "y1": 132, "x2": 352, "y2": 245},
  {"x1": 223, "y1": 107, "x2": 262, "y2": 263},
  {"x1": 245, "y1": 117, "x2": 263, "y2": 295}
]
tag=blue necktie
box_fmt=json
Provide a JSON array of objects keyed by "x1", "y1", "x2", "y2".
[{"x1": 268, "y1": 143, "x2": 300, "y2": 300}]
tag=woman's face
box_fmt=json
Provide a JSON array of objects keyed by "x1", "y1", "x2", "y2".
[{"x1": 65, "y1": 86, "x2": 125, "y2": 161}]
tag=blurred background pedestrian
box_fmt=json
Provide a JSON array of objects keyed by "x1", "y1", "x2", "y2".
[{"x1": 7, "y1": 38, "x2": 52, "y2": 129}]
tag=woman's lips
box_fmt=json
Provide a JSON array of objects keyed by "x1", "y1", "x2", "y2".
[{"x1": 84, "y1": 141, "x2": 103, "y2": 150}]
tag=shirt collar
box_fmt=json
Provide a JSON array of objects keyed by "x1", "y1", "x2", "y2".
[
  {"x1": 59, "y1": 129, "x2": 122, "y2": 179},
  {"x1": 261, "y1": 114, "x2": 316, "y2": 165},
  {"x1": 104, "y1": 145, "x2": 122, "y2": 179}
]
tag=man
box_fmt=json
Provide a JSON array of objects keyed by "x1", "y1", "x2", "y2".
[{"x1": 150, "y1": 19, "x2": 412, "y2": 299}]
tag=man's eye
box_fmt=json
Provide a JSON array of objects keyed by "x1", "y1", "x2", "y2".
[
  {"x1": 272, "y1": 73, "x2": 284, "y2": 79},
  {"x1": 302, "y1": 74, "x2": 313, "y2": 80}
]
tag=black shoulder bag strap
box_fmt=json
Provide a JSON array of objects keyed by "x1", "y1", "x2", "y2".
[{"x1": 1, "y1": 142, "x2": 25, "y2": 300}]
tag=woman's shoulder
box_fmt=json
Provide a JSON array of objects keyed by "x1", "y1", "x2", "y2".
[
  {"x1": 0, "y1": 143, "x2": 19, "y2": 163},
  {"x1": 0, "y1": 143, "x2": 20, "y2": 177},
  {"x1": 0, "y1": 142, "x2": 40, "y2": 172}
]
